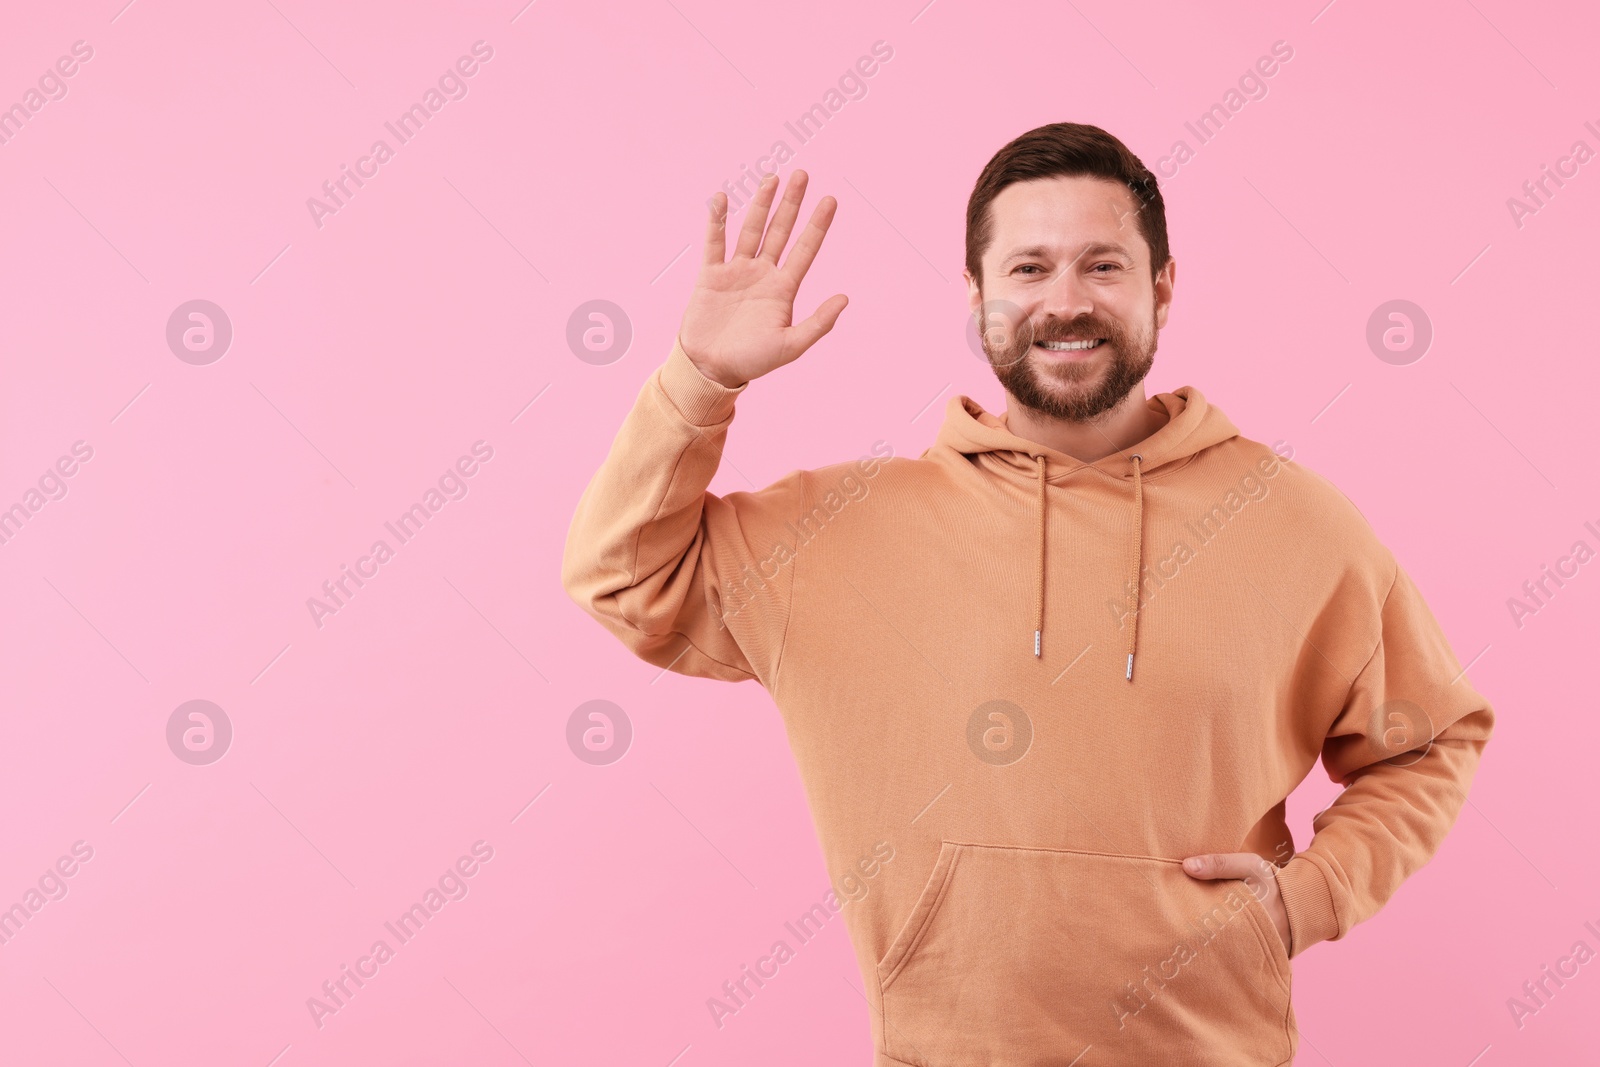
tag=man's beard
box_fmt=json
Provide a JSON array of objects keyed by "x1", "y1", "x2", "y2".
[{"x1": 977, "y1": 296, "x2": 1158, "y2": 423}]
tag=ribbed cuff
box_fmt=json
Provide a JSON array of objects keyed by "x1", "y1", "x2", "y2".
[
  {"x1": 1275, "y1": 853, "x2": 1341, "y2": 959},
  {"x1": 659, "y1": 337, "x2": 747, "y2": 426}
]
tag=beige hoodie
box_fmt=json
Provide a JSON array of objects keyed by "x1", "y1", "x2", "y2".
[{"x1": 561, "y1": 339, "x2": 1495, "y2": 1066}]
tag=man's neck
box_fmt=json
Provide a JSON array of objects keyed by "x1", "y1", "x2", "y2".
[{"x1": 1001, "y1": 386, "x2": 1171, "y2": 464}]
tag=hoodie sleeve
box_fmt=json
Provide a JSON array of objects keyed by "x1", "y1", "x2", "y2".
[
  {"x1": 1273, "y1": 561, "x2": 1495, "y2": 959},
  {"x1": 559, "y1": 338, "x2": 803, "y2": 688}
]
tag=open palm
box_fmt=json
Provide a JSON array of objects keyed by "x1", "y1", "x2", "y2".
[{"x1": 677, "y1": 169, "x2": 849, "y2": 389}]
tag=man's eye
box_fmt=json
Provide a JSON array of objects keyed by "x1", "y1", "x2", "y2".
[
  {"x1": 1014, "y1": 264, "x2": 1042, "y2": 274},
  {"x1": 1091, "y1": 263, "x2": 1121, "y2": 273}
]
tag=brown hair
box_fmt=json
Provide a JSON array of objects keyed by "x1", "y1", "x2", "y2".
[{"x1": 965, "y1": 122, "x2": 1169, "y2": 287}]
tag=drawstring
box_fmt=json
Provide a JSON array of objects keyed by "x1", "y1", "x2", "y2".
[
  {"x1": 1034, "y1": 456, "x2": 1046, "y2": 659},
  {"x1": 1125, "y1": 454, "x2": 1144, "y2": 682},
  {"x1": 1031, "y1": 452, "x2": 1146, "y2": 682}
]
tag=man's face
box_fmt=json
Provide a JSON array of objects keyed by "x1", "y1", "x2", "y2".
[{"x1": 966, "y1": 175, "x2": 1174, "y2": 422}]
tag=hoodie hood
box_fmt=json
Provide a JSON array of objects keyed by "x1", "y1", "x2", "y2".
[{"x1": 930, "y1": 385, "x2": 1240, "y2": 681}]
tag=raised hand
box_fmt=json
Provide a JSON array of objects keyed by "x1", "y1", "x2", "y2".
[{"x1": 676, "y1": 169, "x2": 849, "y2": 389}]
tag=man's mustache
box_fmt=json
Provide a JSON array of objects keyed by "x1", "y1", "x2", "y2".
[{"x1": 1029, "y1": 318, "x2": 1121, "y2": 344}]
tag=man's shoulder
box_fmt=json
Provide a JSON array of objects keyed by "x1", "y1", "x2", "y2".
[
  {"x1": 1217, "y1": 434, "x2": 1397, "y2": 571},
  {"x1": 787, "y1": 443, "x2": 932, "y2": 516},
  {"x1": 798, "y1": 441, "x2": 944, "y2": 494},
  {"x1": 728, "y1": 444, "x2": 938, "y2": 515}
]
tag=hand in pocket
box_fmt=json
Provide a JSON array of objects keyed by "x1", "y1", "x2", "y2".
[{"x1": 1183, "y1": 851, "x2": 1291, "y2": 955}]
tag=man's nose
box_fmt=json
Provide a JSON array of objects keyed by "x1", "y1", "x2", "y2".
[{"x1": 1036, "y1": 267, "x2": 1095, "y2": 324}]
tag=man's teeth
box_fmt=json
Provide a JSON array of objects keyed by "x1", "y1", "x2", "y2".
[{"x1": 1037, "y1": 339, "x2": 1103, "y2": 351}]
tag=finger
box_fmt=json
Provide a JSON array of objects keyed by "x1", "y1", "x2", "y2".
[
  {"x1": 1182, "y1": 852, "x2": 1253, "y2": 879},
  {"x1": 702, "y1": 192, "x2": 728, "y2": 266},
  {"x1": 780, "y1": 195, "x2": 837, "y2": 284},
  {"x1": 758, "y1": 169, "x2": 809, "y2": 265},
  {"x1": 733, "y1": 172, "x2": 780, "y2": 259},
  {"x1": 783, "y1": 293, "x2": 848, "y2": 360},
  {"x1": 1186, "y1": 853, "x2": 1279, "y2": 899}
]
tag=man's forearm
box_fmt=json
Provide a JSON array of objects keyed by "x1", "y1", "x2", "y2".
[
  {"x1": 1275, "y1": 563, "x2": 1496, "y2": 957},
  {"x1": 561, "y1": 339, "x2": 803, "y2": 685}
]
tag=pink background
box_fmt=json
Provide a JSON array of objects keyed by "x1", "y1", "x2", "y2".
[{"x1": 1, "y1": 0, "x2": 1594, "y2": 1063}]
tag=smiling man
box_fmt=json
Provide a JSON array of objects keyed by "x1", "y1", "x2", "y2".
[{"x1": 562, "y1": 122, "x2": 1495, "y2": 1065}]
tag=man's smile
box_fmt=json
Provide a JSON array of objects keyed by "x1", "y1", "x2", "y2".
[{"x1": 1034, "y1": 337, "x2": 1105, "y2": 357}]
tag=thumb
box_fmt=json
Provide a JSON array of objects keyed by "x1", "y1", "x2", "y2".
[{"x1": 786, "y1": 293, "x2": 848, "y2": 357}]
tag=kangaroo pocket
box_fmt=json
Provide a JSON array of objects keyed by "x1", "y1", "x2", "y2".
[{"x1": 876, "y1": 842, "x2": 1295, "y2": 1066}]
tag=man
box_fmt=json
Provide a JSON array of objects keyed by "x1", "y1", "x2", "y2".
[{"x1": 561, "y1": 122, "x2": 1494, "y2": 1065}]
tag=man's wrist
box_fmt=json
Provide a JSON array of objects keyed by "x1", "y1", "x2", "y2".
[
  {"x1": 662, "y1": 336, "x2": 747, "y2": 426},
  {"x1": 1274, "y1": 852, "x2": 1341, "y2": 959},
  {"x1": 675, "y1": 335, "x2": 749, "y2": 390}
]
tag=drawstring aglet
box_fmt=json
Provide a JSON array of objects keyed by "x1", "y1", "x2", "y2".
[
  {"x1": 1033, "y1": 630, "x2": 1041, "y2": 658},
  {"x1": 1125, "y1": 652, "x2": 1135, "y2": 681}
]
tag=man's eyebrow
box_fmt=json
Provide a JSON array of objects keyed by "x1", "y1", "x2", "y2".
[{"x1": 999, "y1": 242, "x2": 1135, "y2": 266}]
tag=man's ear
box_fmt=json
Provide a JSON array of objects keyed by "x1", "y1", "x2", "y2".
[
  {"x1": 1153, "y1": 257, "x2": 1176, "y2": 330},
  {"x1": 963, "y1": 268, "x2": 982, "y2": 317}
]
